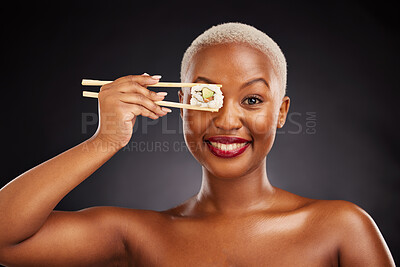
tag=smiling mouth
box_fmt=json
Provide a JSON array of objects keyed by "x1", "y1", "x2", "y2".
[
  {"x1": 204, "y1": 136, "x2": 252, "y2": 158},
  {"x1": 208, "y1": 142, "x2": 248, "y2": 151}
]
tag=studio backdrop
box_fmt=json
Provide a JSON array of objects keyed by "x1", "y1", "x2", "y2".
[{"x1": 2, "y1": 1, "x2": 399, "y2": 263}]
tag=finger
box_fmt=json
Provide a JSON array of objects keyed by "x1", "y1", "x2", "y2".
[
  {"x1": 100, "y1": 74, "x2": 161, "y2": 91},
  {"x1": 116, "y1": 81, "x2": 167, "y2": 101},
  {"x1": 160, "y1": 107, "x2": 172, "y2": 113},
  {"x1": 127, "y1": 103, "x2": 160, "y2": 120},
  {"x1": 115, "y1": 74, "x2": 161, "y2": 87},
  {"x1": 119, "y1": 92, "x2": 168, "y2": 116}
]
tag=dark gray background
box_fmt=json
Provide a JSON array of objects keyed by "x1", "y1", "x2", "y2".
[{"x1": 1, "y1": 0, "x2": 399, "y2": 263}]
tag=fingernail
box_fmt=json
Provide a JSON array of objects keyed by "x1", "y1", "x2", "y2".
[
  {"x1": 156, "y1": 92, "x2": 168, "y2": 96},
  {"x1": 142, "y1": 73, "x2": 150, "y2": 76},
  {"x1": 162, "y1": 107, "x2": 172, "y2": 113},
  {"x1": 151, "y1": 75, "x2": 162, "y2": 80}
]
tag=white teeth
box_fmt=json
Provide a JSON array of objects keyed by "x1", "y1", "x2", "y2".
[{"x1": 209, "y1": 142, "x2": 248, "y2": 151}]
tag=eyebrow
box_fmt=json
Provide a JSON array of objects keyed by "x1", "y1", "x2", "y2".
[
  {"x1": 242, "y1": 78, "x2": 270, "y2": 90},
  {"x1": 194, "y1": 76, "x2": 216, "y2": 84},
  {"x1": 194, "y1": 76, "x2": 270, "y2": 90}
]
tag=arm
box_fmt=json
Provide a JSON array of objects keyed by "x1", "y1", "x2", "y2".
[
  {"x1": 336, "y1": 201, "x2": 395, "y2": 266},
  {"x1": 0, "y1": 74, "x2": 170, "y2": 265},
  {"x1": 0, "y1": 138, "x2": 128, "y2": 265},
  {"x1": 1, "y1": 206, "x2": 128, "y2": 266}
]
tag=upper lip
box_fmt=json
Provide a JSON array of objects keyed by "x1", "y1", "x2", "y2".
[{"x1": 205, "y1": 136, "x2": 252, "y2": 144}]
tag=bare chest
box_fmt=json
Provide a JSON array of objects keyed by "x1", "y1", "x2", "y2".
[{"x1": 125, "y1": 215, "x2": 338, "y2": 267}]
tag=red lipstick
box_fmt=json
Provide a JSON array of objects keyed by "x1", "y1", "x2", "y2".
[{"x1": 205, "y1": 136, "x2": 251, "y2": 158}]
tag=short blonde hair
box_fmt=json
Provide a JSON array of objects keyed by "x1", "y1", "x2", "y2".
[{"x1": 180, "y1": 22, "x2": 287, "y2": 96}]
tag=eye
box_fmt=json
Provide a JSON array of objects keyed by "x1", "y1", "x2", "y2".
[{"x1": 243, "y1": 95, "x2": 263, "y2": 105}]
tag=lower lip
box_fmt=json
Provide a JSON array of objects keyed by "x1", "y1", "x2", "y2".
[{"x1": 206, "y1": 142, "x2": 251, "y2": 158}]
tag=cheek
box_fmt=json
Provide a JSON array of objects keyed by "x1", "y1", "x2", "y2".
[
  {"x1": 247, "y1": 108, "x2": 279, "y2": 155},
  {"x1": 183, "y1": 111, "x2": 209, "y2": 134},
  {"x1": 251, "y1": 114, "x2": 273, "y2": 135},
  {"x1": 248, "y1": 110, "x2": 277, "y2": 136}
]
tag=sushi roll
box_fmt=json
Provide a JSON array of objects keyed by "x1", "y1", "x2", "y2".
[{"x1": 190, "y1": 84, "x2": 224, "y2": 109}]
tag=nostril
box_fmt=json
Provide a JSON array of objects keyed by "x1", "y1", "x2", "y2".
[{"x1": 213, "y1": 118, "x2": 242, "y2": 131}]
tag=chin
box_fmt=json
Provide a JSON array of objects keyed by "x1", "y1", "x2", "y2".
[
  {"x1": 203, "y1": 163, "x2": 252, "y2": 179},
  {"x1": 199, "y1": 151, "x2": 260, "y2": 179}
]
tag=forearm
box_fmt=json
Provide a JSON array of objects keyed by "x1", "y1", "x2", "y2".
[{"x1": 0, "y1": 136, "x2": 118, "y2": 246}]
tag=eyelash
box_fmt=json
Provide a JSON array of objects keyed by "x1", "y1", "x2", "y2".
[{"x1": 242, "y1": 95, "x2": 263, "y2": 105}]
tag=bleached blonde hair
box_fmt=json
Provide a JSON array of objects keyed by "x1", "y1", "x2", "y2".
[{"x1": 180, "y1": 22, "x2": 287, "y2": 96}]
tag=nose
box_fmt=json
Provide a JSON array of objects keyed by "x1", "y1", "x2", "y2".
[{"x1": 212, "y1": 99, "x2": 242, "y2": 131}]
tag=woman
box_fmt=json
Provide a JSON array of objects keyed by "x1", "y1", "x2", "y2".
[{"x1": 0, "y1": 22, "x2": 395, "y2": 266}]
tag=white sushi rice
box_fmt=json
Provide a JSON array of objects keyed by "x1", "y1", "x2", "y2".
[{"x1": 190, "y1": 84, "x2": 224, "y2": 109}]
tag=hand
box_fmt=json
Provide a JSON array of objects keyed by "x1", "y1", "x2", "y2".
[{"x1": 92, "y1": 74, "x2": 171, "y2": 149}]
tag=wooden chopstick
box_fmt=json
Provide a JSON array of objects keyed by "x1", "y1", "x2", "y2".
[
  {"x1": 82, "y1": 79, "x2": 223, "y2": 88},
  {"x1": 82, "y1": 91, "x2": 219, "y2": 112},
  {"x1": 153, "y1": 100, "x2": 219, "y2": 112},
  {"x1": 82, "y1": 91, "x2": 100, "y2": 98}
]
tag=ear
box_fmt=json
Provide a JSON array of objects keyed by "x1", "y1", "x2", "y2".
[
  {"x1": 178, "y1": 89, "x2": 184, "y2": 119},
  {"x1": 277, "y1": 96, "x2": 290, "y2": 128}
]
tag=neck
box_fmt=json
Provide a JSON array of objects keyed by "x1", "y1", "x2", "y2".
[{"x1": 194, "y1": 158, "x2": 276, "y2": 215}]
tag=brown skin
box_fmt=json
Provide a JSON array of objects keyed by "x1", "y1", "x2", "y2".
[{"x1": 0, "y1": 44, "x2": 395, "y2": 266}]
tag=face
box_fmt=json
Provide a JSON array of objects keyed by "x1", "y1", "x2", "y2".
[{"x1": 179, "y1": 43, "x2": 290, "y2": 179}]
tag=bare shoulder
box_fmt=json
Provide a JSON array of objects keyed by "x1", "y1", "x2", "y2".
[
  {"x1": 289, "y1": 197, "x2": 380, "y2": 233},
  {"x1": 296, "y1": 199, "x2": 395, "y2": 266},
  {"x1": 85, "y1": 205, "x2": 174, "y2": 231},
  {"x1": 272, "y1": 189, "x2": 386, "y2": 240},
  {"x1": 0, "y1": 206, "x2": 167, "y2": 266},
  {"x1": 271, "y1": 189, "x2": 394, "y2": 265},
  {"x1": 273, "y1": 187, "x2": 373, "y2": 222},
  {"x1": 305, "y1": 199, "x2": 368, "y2": 218},
  {"x1": 79, "y1": 205, "x2": 169, "y2": 227},
  {"x1": 66, "y1": 205, "x2": 170, "y2": 247},
  {"x1": 304, "y1": 199, "x2": 378, "y2": 230}
]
